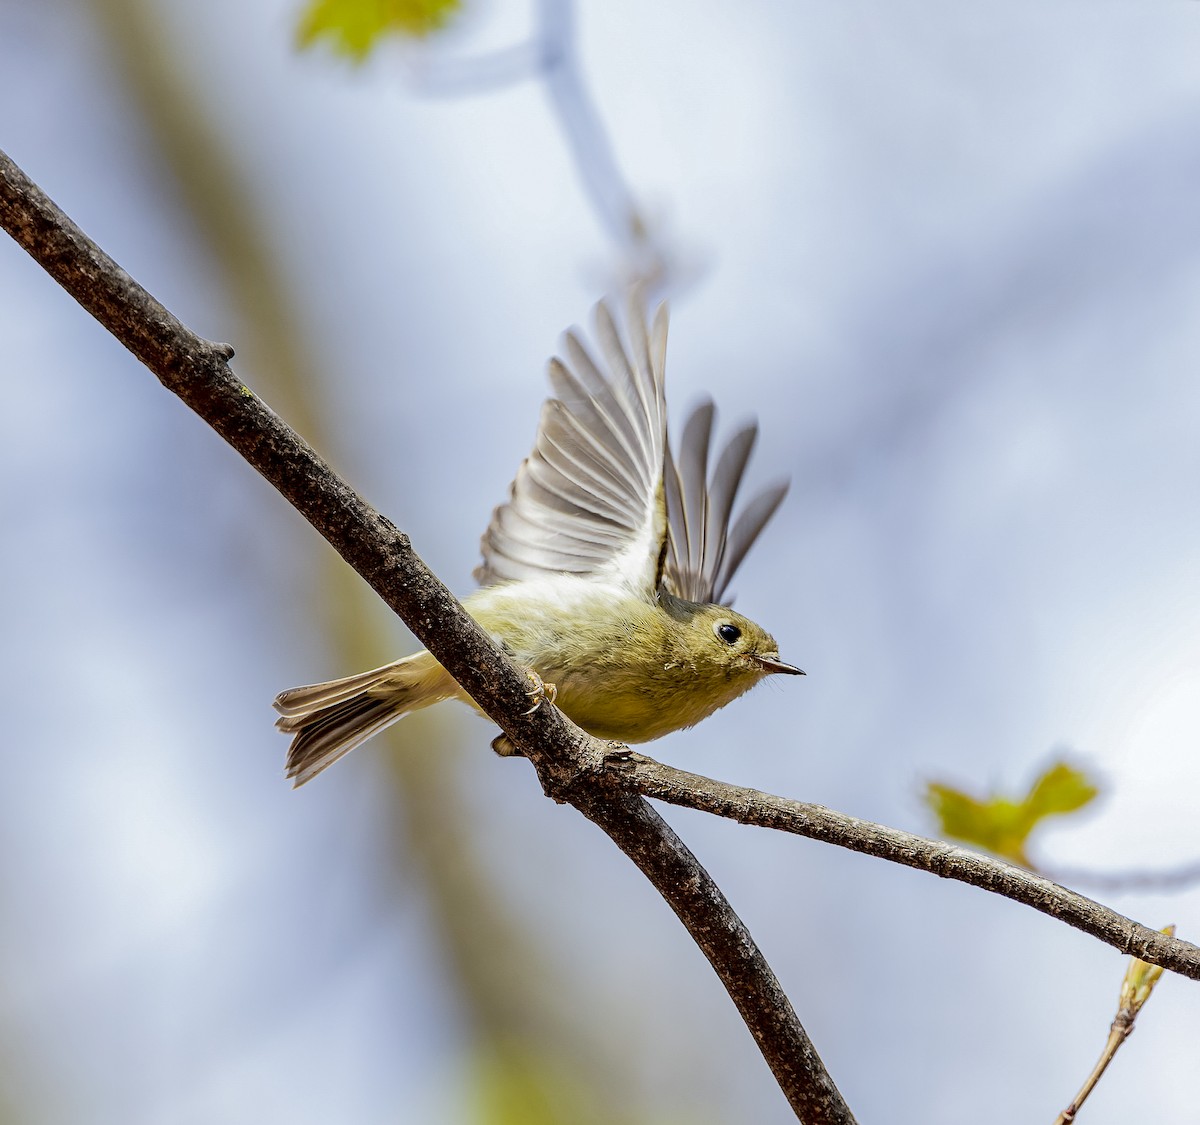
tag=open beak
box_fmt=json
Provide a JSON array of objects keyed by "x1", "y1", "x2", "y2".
[{"x1": 754, "y1": 655, "x2": 806, "y2": 676}]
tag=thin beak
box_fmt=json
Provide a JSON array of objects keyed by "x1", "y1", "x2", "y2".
[{"x1": 755, "y1": 655, "x2": 805, "y2": 676}]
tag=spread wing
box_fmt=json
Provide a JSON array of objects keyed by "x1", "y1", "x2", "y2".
[
  {"x1": 475, "y1": 298, "x2": 789, "y2": 607},
  {"x1": 663, "y1": 401, "x2": 789, "y2": 606},
  {"x1": 474, "y1": 298, "x2": 670, "y2": 597}
]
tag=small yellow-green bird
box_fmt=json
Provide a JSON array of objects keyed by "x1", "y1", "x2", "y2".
[{"x1": 275, "y1": 297, "x2": 802, "y2": 786}]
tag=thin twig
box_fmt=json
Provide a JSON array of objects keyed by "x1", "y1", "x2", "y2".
[
  {"x1": 606, "y1": 753, "x2": 1200, "y2": 980},
  {"x1": 1054, "y1": 929, "x2": 1173, "y2": 1123},
  {"x1": 1040, "y1": 862, "x2": 1200, "y2": 896},
  {"x1": 0, "y1": 146, "x2": 853, "y2": 1125},
  {"x1": 402, "y1": 0, "x2": 665, "y2": 280},
  {"x1": 1055, "y1": 1020, "x2": 1129, "y2": 1125},
  {"x1": 535, "y1": 0, "x2": 644, "y2": 252}
]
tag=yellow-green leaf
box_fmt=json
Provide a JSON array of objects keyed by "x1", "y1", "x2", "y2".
[
  {"x1": 297, "y1": 0, "x2": 463, "y2": 60},
  {"x1": 924, "y1": 784, "x2": 1033, "y2": 865},
  {"x1": 1024, "y1": 760, "x2": 1099, "y2": 819},
  {"x1": 923, "y1": 759, "x2": 1100, "y2": 868}
]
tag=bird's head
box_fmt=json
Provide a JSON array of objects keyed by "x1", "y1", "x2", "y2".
[{"x1": 660, "y1": 595, "x2": 804, "y2": 684}]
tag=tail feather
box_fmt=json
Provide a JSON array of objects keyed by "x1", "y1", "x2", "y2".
[
  {"x1": 274, "y1": 652, "x2": 457, "y2": 787},
  {"x1": 283, "y1": 694, "x2": 408, "y2": 787},
  {"x1": 273, "y1": 660, "x2": 407, "y2": 717}
]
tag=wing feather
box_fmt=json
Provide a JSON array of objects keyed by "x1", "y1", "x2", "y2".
[
  {"x1": 594, "y1": 304, "x2": 652, "y2": 458},
  {"x1": 475, "y1": 297, "x2": 785, "y2": 605},
  {"x1": 710, "y1": 480, "x2": 790, "y2": 604},
  {"x1": 662, "y1": 437, "x2": 688, "y2": 593},
  {"x1": 557, "y1": 339, "x2": 648, "y2": 492},
  {"x1": 475, "y1": 297, "x2": 669, "y2": 594},
  {"x1": 703, "y1": 422, "x2": 757, "y2": 581},
  {"x1": 662, "y1": 401, "x2": 789, "y2": 606},
  {"x1": 540, "y1": 391, "x2": 643, "y2": 501},
  {"x1": 678, "y1": 401, "x2": 714, "y2": 582}
]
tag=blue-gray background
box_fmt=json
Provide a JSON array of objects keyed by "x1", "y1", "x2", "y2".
[{"x1": 1, "y1": 1, "x2": 1199, "y2": 1122}]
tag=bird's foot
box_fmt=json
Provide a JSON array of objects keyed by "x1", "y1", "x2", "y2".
[
  {"x1": 522, "y1": 669, "x2": 558, "y2": 715},
  {"x1": 490, "y1": 672, "x2": 558, "y2": 758}
]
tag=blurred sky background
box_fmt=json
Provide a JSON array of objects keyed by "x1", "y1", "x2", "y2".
[{"x1": 2, "y1": 1, "x2": 1200, "y2": 1122}]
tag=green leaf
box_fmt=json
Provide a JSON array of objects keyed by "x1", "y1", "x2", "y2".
[
  {"x1": 297, "y1": 0, "x2": 463, "y2": 60},
  {"x1": 924, "y1": 784, "x2": 1033, "y2": 866},
  {"x1": 1024, "y1": 760, "x2": 1100, "y2": 819},
  {"x1": 923, "y1": 759, "x2": 1100, "y2": 868}
]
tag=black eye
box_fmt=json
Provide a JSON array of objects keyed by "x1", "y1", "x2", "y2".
[{"x1": 715, "y1": 622, "x2": 741, "y2": 645}]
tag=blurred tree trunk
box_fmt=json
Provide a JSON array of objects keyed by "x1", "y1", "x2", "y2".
[{"x1": 86, "y1": 0, "x2": 638, "y2": 1118}]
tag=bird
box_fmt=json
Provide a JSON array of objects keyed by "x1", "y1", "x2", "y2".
[{"x1": 274, "y1": 296, "x2": 803, "y2": 786}]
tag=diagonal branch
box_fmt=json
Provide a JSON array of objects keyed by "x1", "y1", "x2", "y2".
[
  {"x1": 0, "y1": 146, "x2": 853, "y2": 1125},
  {"x1": 607, "y1": 754, "x2": 1200, "y2": 980}
]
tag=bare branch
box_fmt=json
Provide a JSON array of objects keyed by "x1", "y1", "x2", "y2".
[
  {"x1": 0, "y1": 146, "x2": 853, "y2": 1125},
  {"x1": 607, "y1": 753, "x2": 1200, "y2": 981}
]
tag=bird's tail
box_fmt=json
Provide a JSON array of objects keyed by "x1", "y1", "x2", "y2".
[{"x1": 274, "y1": 651, "x2": 458, "y2": 787}]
